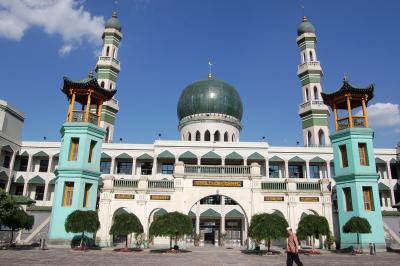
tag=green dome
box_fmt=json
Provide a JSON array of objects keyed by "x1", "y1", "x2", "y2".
[
  {"x1": 105, "y1": 11, "x2": 121, "y2": 31},
  {"x1": 297, "y1": 16, "x2": 315, "y2": 36},
  {"x1": 177, "y1": 79, "x2": 243, "y2": 121}
]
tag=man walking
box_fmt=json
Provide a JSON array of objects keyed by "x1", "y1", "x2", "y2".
[{"x1": 286, "y1": 227, "x2": 304, "y2": 266}]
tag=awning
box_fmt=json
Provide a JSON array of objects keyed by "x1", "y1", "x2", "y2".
[
  {"x1": 269, "y1": 156, "x2": 284, "y2": 163},
  {"x1": 15, "y1": 176, "x2": 25, "y2": 184},
  {"x1": 201, "y1": 151, "x2": 221, "y2": 160},
  {"x1": 225, "y1": 152, "x2": 243, "y2": 161},
  {"x1": 157, "y1": 150, "x2": 175, "y2": 160},
  {"x1": 1, "y1": 145, "x2": 13, "y2": 152},
  {"x1": 33, "y1": 151, "x2": 49, "y2": 157},
  {"x1": 225, "y1": 209, "x2": 244, "y2": 219},
  {"x1": 310, "y1": 156, "x2": 326, "y2": 163},
  {"x1": 378, "y1": 182, "x2": 391, "y2": 191},
  {"x1": 248, "y1": 152, "x2": 264, "y2": 161},
  {"x1": 200, "y1": 208, "x2": 221, "y2": 218},
  {"x1": 101, "y1": 152, "x2": 111, "y2": 159},
  {"x1": 28, "y1": 175, "x2": 45, "y2": 185},
  {"x1": 116, "y1": 153, "x2": 132, "y2": 159},
  {"x1": 289, "y1": 156, "x2": 306, "y2": 163},
  {"x1": 375, "y1": 157, "x2": 386, "y2": 164},
  {"x1": 20, "y1": 151, "x2": 29, "y2": 157},
  {"x1": 137, "y1": 153, "x2": 153, "y2": 160},
  {"x1": 0, "y1": 171, "x2": 8, "y2": 181},
  {"x1": 179, "y1": 151, "x2": 197, "y2": 160},
  {"x1": 49, "y1": 178, "x2": 57, "y2": 185}
]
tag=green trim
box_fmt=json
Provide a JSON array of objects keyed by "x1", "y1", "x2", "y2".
[
  {"x1": 225, "y1": 209, "x2": 244, "y2": 218},
  {"x1": 200, "y1": 208, "x2": 220, "y2": 218},
  {"x1": 116, "y1": 153, "x2": 132, "y2": 159},
  {"x1": 201, "y1": 151, "x2": 221, "y2": 160},
  {"x1": 225, "y1": 152, "x2": 243, "y2": 160},
  {"x1": 297, "y1": 36, "x2": 317, "y2": 45},
  {"x1": 33, "y1": 151, "x2": 48, "y2": 157},
  {"x1": 179, "y1": 151, "x2": 197, "y2": 160},
  {"x1": 101, "y1": 152, "x2": 111, "y2": 159},
  {"x1": 289, "y1": 156, "x2": 305, "y2": 163},
  {"x1": 49, "y1": 178, "x2": 56, "y2": 185},
  {"x1": 310, "y1": 156, "x2": 326, "y2": 163},
  {"x1": 100, "y1": 113, "x2": 115, "y2": 124},
  {"x1": 158, "y1": 150, "x2": 175, "y2": 159},
  {"x1": 298, "y1": 70, "x2": 323, "y2": 79},
  {"x1": 20, "y1": 151, "x2": 29, "y2": 157},
  {"x1": 154, "y1": 208, "x2": 167, "y2": 218},
  {"x1": 188, "y1": 210, "x2": 196, "y2": 217},
  {"x1": 269, "y1": 156, "x2": 284, "y2": 163},
  {"x1": 302, "y1": 117, "x2": 328, "y2": 128},
  {"x1": 382, "y1": 211, "x2": 400, "y2": 216},
  {"x1": 15, "y1": 176, "x2": 25, "y2": 184},
  {"x1": 137, "y1": 153, "x2": 153, "y2": 160},
  {"x1": 390, "y1": 159, "x2": 397, "y2": 164},
  {"x1": 248, "y1": 152, "x2": 264, "y2": 161},
  {"x1": 378, "y1": 182, "x2": 390, "y2": 191},
  {"x1": 301, "y1": 76, "x2": 321, "y2": 86},
  {"x1": 28, "y1": 175, "x2": 45, "y2": 184},
  {"x1": 375, "y1": 157, "x2": 386, "y2": 164}
]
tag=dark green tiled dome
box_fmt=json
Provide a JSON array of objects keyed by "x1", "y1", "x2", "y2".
[
  {"x1": 297, "y1": 16, "x2": 315, "y2": 36},
  {"x1": 105, "y1": 11, "x2": 121, "y2": 31},
  {"x1": 177, "y1": 79, "x2": 243, "y2": 121}
]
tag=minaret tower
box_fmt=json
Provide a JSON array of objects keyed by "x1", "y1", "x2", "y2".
[
  {"x1": 95, "y1": 11, "x2": 122, "y2": 143},
  {"x1": 48, "y1": 72, "x2": 116, "y2": 244},
  {"x1": 296, "y1": 16, "x2": 330, "y2": 146},
  {"x1": 322, "y1": 79, "x2": 385, "y2": 250}
]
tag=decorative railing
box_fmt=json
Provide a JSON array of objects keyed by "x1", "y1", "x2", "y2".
[
  {"x1": 297, "y1": 61, "x2": 321, "y2": 73},
  {"x1": 98, "y1": 56, "x2": 120, "y2": 65},
  {"x1": 337, "y1": 116, "x2": 365, "y2": 130},
  {"x1": 70, "y1": 110, "x2": 98, "y2": 125},
  {"x1": 113, "y1": 179, "x2": 138, "y2": 188},
  {"x1": 184, "y1": 165, "x2": 251, "y2": 175},
  {"x1": 305, "y1": 144, "x2": 332, "y2": 148},
  {"x1": 296, "y1": 182, "x2": 321, "y2": 191},
  {"x1": 261, "y1": 182, "x2": 287, "y2": 190},
  {"x1": 148, "y1": 180, "x2": 174, "y2": 189},
  {"x1": 300, "y1": 100, "x2": 325, "y2": 110}
]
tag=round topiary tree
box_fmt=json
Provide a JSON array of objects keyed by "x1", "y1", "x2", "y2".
[
  {"x1": 149, "y1": 211, "x2": 192, "y2": 250},
  {"x1": 249, "y1": 213, "x2": 288, "y2": 252},
  {"x1": 296, "y1": 214, "x2": 329, "y2": 251},
  {"x1": 65, "y1": 210, "x2": 100, "y2": 249},
  {"x1": 109, "y1": 212, "x2": 143, "y2": 250},
  {"x1": 343, "y1": 216, "x2": 371, "y2": 252},
  {"x1": 2, "y1": 208, "x2": 34, "y2": 244}
]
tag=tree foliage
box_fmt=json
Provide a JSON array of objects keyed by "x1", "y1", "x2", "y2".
[
  {"x1": 343, "y1": 216, "x2": 371, "y2": 234},
  {"x1": 0, "y1": 189, "x2": 18, "y2": 223},
  {"x1": 149, "y1": 211, "x2": 192, "y2": 249},
  {"x1": 110, "y1": 212, "x2": 143, "y2": 248},
  {"x1": 65, "y1": 210, "x2": 100, "y2": 248},
  {"x1": 249, "y1": 213, "x2": 288, "y2": 251},
  {"x1": 297, "y1": 214, "x2": 329, "y2": 250},
  {"x1": 2, "y1": 208, "x2": 34, "y2": 244}
]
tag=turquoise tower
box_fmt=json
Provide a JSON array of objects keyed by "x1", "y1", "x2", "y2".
[
  {"x1": 322, "y1": 78, "x2": 385, "y2": 250},
  {"x1": 48, "y1": 72, "x2": 116, "y2": 244}
]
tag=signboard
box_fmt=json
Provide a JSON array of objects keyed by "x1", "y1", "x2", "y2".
[
  {"x1": 264, "y1": 196, "x2": 284, "y2": 202},
  {"x1": 193, "y1": 180, "x2": 243, "y2": 187},
  {"x1": 300, "y1": 197, "x2": 319, "y2": 202},
  {"x1": 150, "y1": 195, "x2": 171, "y2": 200},
  {"x1": 114, "y1": 194, "x2": 135, "y2": 200}
]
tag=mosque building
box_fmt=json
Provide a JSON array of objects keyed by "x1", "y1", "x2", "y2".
[{"x1": 0, "y1": 13, "x2": 399, "y2": 249}]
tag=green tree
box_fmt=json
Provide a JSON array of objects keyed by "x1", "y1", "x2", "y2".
[
  {"x1": 149, "y1": 211, "x2": 192, "y2": 249},
  {"x1": 2, "y1": 208, "x2": 34, "y2": 244},
  {"x1": 343, "y1": 216, "x2": 371, "y2": 251},
  {"x1": 0, "y1": 189, "x2": 18, "y2": 223},
  {"x1": 297, "y1": 214, "x2": 330, "y2": 251},
  {"x1": 109, "y1": 212, "x2": 143, "y2": 249},
  {"x1": 249, "y1": 213, "x2": 288, "y2": 252},
  {"x1": 65, "y1": 210, "x2": 100, "y2": 248}
]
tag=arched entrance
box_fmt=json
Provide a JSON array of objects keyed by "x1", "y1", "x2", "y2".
[{"x1": 188, "y1": 194, "x2": 249, "y2": 247}]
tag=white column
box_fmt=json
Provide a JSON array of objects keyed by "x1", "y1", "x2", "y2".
[
  {"x1": 284, "y1": 160, "x2": 289, "y2": 178},
  {"x1": 6, "y1": 151, "x2": 17, "y2": 193},
  {"x1": 43, "y1": 181, "x2": 49, "y2": 201},
  {"x1": 387, "y1": 161, "x2": 395, "y2": 206},
  {"x1": 47, "y1": 155, "x2": 53, "y2": 173},
  {"x1": 195, "y1": 201, "x2": 200, "y2": 234},
  {"x1": 221, "y1": 157, "x2": 225, "y2": 166},
  {"x1": 110, "y1": 156, "x2": 116, "y2": 174},
  {"x1": 22, "y1": 179, "x2": 28, "y2": 196},
  {"x1": 243, "y1": 157, "x2": 247, "y2": 166},
  {"x1": 26, "y1": 154, "x2": 33, "y2": 173},
  {"x1": 197, "y1": 158, "x2": 201, "y2": 166},
  {"x1": 131, "y1": 158, "x2": 136, "y2": 176},
  {"x1": 326, "y1": 162, "x2": 331, "y2": 179},
  {"x1": 221, "y1": 196, "x2": 225, "y2": 234},
  {"x1": 265, "y1": 158, "x2": 269, "y2": 178},
  {"x1": 152, "y1": 157, "x2": 157, "y2": 176},
  {"x1": 305, "y1": 160, "x2": 310, "y2": 179}
]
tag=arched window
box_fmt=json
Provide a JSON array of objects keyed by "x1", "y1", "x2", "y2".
[
  {"x1": 112, "y1": 48, "x2": 116, "y2": 58},
  {"x1": 307, "y1": 131, "x2": 312, "y2": 146},
  {"x1": 314, "y1": 86, "x2": 319, "y2": 100},
  {"x1": 105, "y1": 127, "x2": 110, "y2": 143},
  {"x1": 305, "y1": 88, "x2": 309, "y2": 101},
  {"x1": 195, "y1": 131, "x2": 201, "y2": 141},
  {"x1": 204, "y1": 130, "x2": 210, "y2": 141},
  {"x1": 109, "y1": 84, "x2": 113, "y2": 90},
  {"x1": 309, "y1": 51, "x2": 314, "y2": 61},
  {"x1": 224, "y1": 132, "x2": 228, "y2": 142},
  {"x1": 303, "y1": 53, "x2": 306, "y2": 63},
  {"x1": 318, "y1": 129, "x2": 325, "y2": 146},
  {"x1": 100, "y1": 81, "x2": 105, "y2": 88},
  {"x1": 188, "y1": 132, "x2": 192, "y2": 141},
  {"x1": 214, "y1": 131, "x2": 220, "y2": 142},
  {"x1": 231, "y1": 133, "x2": 235, "y2": 142},
  {"x1": 106, "y1": 46, "x2": 110, "y2": 56}
]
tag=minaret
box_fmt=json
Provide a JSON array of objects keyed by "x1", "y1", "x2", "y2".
[
  {"x1": 322, "y1": 79, "x2": 385, "y2": 250},
  {"x1": 296, "y1": 16, "x2": 330, "y2": 147},
  {"x1": 95, "y1": 11, "x2": 122, "y2": 143},
  {"x1": 48, "y1": 72, "x2": 116, "y2": 244}
]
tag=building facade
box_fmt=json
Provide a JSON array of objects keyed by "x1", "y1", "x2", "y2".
[{"x1": 0, "y1": 13, "x2": 399, "y2": 248}]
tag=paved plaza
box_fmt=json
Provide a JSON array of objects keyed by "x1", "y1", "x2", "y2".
[{"x1": 0, "y1": 247, "x2": 399, "y2": 266}]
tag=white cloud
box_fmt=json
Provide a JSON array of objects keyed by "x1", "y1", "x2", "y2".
[
  {"x1": 364, "y1": 102, "x2": 400, "y2": 128},
  {"x1": 0, "y1": 0, "x2": 104, "y2": 55}
]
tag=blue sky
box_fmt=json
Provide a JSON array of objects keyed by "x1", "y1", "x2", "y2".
[{"x1": 1, "y1": 0, "x2": 399, "y2": 148}]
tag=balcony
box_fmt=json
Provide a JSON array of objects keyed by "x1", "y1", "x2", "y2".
[
  {"x1": 261, "y1": 182, "x2": 287, "y2": 191},
  {"x1": 70, "y1": 110, "x2": 99, "y2": 126},
  {"x1": 184, "y1": 165, "x2": 251, "y2": 176},
  {"x1": 297, "y1": 61, "x2": 322, "y2": 75},
  {"x1": 299, "y1": 100, "x2": 327, "y2": 114},
  {"x1": 148, "y1": 180, "x2": 174, "y2": 189},
  {"x1": 261, "y1": 180, "x2": 324, "y2": 192},
  {"x1": 113, "y1": 179, "x2": 138, "y2": 188},
  {"x1": 337, "y1": 116, "x2": 366, "y2": 131},
  {"x1": 98, "y1": 56, "x2": 120, "y2": 70},
  {"x1": 296, "y1": 182, "x2": 321, "y2": 191}
]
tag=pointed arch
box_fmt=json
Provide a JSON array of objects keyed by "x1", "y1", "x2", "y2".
[
  {"x1": 309, "y1": 50, "x2": 314, "y2": 61},
  {"x1": 303, "y1": 52, "x2": 306, "y2": 63},
  {"x1": 106, "y1": 46, "x2": 110, "y2": 56},
  {"x1": 100, "y1": 81, "x2": 105, "y2": 88},
  {"x1": 214, "y1": 130, "x2": 220, "y2": 142},
  {"x1": 105, "y1": 127, "x2": 110, "y2": 142},
  {"x1": 187, "y1": 132, "x2": 192, "y2": 141},
  {"x1": 318, "y1": 129, "x2": 325, "y2": 146},
  {"x1": 195, "y1": 131, "x2": 201, "y2": 141},
  {"x1": 204, "y1": 130, "x2": 210, "y2": 141},
  {"x1": 231, "y1": 133, "x2": 235, "y2": 142},
  {"x1": 305, "y1": 88, "x2": 309, "y2": 101},
  {"x1": 307, "y1": 131, "x2": 312, "y2": 146},
  {"x1": 224, "y1": 132, "x2": 228, "y2": 142},
  {"x1": 314, "y1": 86, "x2": 319, "y2": 100}
]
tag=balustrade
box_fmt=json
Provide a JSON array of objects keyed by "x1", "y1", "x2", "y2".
[{"x1": 184, "y1": 165, "x2": 251, "y2": 175}]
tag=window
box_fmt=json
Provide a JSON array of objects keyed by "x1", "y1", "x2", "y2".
[
  {"x1": 224, "y1": 132, "x2": 228, "y2": 142},
  {"x1": 162, "y1": 163, "x2": 174, "y2": 174},
  {"x1": 309, "y1": 51, "x2": 314, "y2": 61},
  {"x1": 39, "y1": 159, "x2": 49, "y2": 172},
  {"x1": 232, "y1": 134, "x2": 235, "y2": 142},
  {"x1": 303, "y1": 53, "x2": 306, "y2": 63},
  {"x1": 105, "y1": 127, "x2": 110, "y2": 142},
  {"x1": 116, "y1": 161, "x2": 132, "y2": 174},
  {"x1": 15, "y1": 185, "x2": 23, "y2": 196},
  {"x1": 141, "y1": 162, "x2": 152, "y2": 175},
  {"x1": 225, "y1": 197, "x2": 237, "y2": 205},
  {"x1": 343, "y1": 187, "x2": 353, "y2": 211},
  {"x1": 200, "y1": 195, "x2": 221, "y2": 205},
  {"x1": 214, "y1": 131, "x2": 220, "y2": 142},
  {"x1": 307, "y1": 131, "x2": 312, "y2": 146},
  {"x1": 188, "y1": 132, "x2": 191, "y2": 141},
  {"x1": 2, "y1": 154, "x2": 11, "y2": 168},
  {"x1": 34, "y1": 185, "x2": 44, "y2": 201},
  {"x1": 305, "y1": 88, "x2": 309, "y2": 101},
  {"x1": 69, "y1": 138, "x2": 79, "y2": 161},
  {"x1": 101, "y1": 81, "x2": 105, "y2": 88},
  {"x1": 83, "y1": 183, "x2": 92, "y2": 208},
  {"x1": 363, "y1": 186, "x2": 374, "y2": 211},
  {"x1": 88, "y1": 140, "x2": 97, "y2": 163},
  {"x1": 196, "y1": 131, "x2": 201, "y2": 141},
  {"x1": 19, "y1": 157, "x2": 28, "y2": 171},
  {"x1": 109, "y1": 84, "x2": 113, "y2": 90},
  {"x1": 310, "y1": 165, "x2": 320, "y2": 179},
  {"x1": 106, "y1": 46, "x2": 110, "y2": 56},
  {"x1": 100, "y1": 160, "x2": 111, "y2": 174},
  {"x1": 339, "y1": 144, "x2": 348, "y2": 168},
  {"x1": 204, "y1": 130, "x2": 210, "y2": 141},
  {"x1": 318, "y1": 129, "x2": 325, "y2": 146},
  {"x1": 358, "y1": 143, "x2": 369, "y2": 166},
  {"x1": 289, "y1": 165, "x2": 304, "y2": 178},
  {"x1": 63, "y1": 182, "x2": 74, "y2": 206},
  {"x1": 391, "y1": 164, "x2": 398, "y2": 179},
  {"x1": 314, "y1": 86, "x2": 319, "y2": 100},
  {"x1": 269, "y1": 165, "x2": 280, "y2": 178},
  {"x1": 330, "y1": 163, "x2": 335, "y2": 178}
]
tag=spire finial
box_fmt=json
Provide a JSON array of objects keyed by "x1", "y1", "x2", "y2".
[
  {"x1": 300, "y1": 4, "x2": 307, "y2": 21},
  {"x1": 343, "y1": 74, "x2": 348, "y2": 82},
  {"x1": 208, "y1": 60, "x2": 213, "y2": 80},
  {"x1": 112, "y1": 11, "x2": 118, "y2": 18},
  {"x1": 88, "y1": 69, "x2": 94, "y2": 79}
]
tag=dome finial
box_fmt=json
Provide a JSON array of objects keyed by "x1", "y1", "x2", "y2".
[
  {"x1": 343, "y1": 74, "x2": 348, "y2": 82},
  {"x1": 112, "y1": 11, "x2": 118, "y2": 18},
  {"x1": 208, "y1": 60, "x2": 213, "y2": 80},
  {"x1": 302, "y1": 16, "x2": 308, "y2": 22}
]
